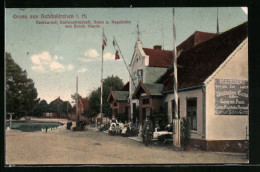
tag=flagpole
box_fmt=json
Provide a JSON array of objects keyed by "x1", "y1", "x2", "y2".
[
  {"x1": 113, "y1": 36, "x2": 136, "y2": 89},
  {"x1": 172, "y1": 8, "x2": 181, "y2": 148},
  {"x1": 76, "y1": 76, "x2": 79, "y2": 127},
  {"x1": 100, "y1": 28, "x2": 104, "y2": 124}
]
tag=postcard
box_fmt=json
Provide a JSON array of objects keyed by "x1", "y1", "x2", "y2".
[{"x1": 5, "y1": 7, "x2": 248, "y2": 165}]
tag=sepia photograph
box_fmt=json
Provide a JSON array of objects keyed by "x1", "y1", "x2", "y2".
[{"x1": 4, "y1": 7, "x2": 248, "y2": 165}]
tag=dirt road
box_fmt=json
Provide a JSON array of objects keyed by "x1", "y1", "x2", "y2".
[{"x1": 5, "y1": 126, "x2": 248, "y2": 165}]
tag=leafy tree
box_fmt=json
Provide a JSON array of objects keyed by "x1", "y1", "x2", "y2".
[
  {"x1": 28, "y1": 99, "x2": 49, "y2": 117},
  {"x1": 48, "y1": 101, "x2": 59, "y2": 112},
  {"x1": 88, "y1": 75, "x2": 124, "y2": 118},
  {"x1": 60, "y1": 101, "x2": 72, "y2": 114},
  {"x1": 88, "y1": 89, "x2": 100, "y2": 117},
  {"x1": 71, "y1": 93, "x2": 82, "y2": 101},
  {"x1": 6, "y1": 52, "x2": 38, "y2": 118}
]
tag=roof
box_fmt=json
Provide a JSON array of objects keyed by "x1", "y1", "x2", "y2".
[
  {"x1": 157, "y1": 22, "x2": 248, "y2": 92},
  {"x1": 177, "y1": 31, "x2": 218, "y2": 53},
  {"x1": 145, "y1": 67, "x2": 168, "y2": 84},
  {"x1": 114, "y1": 91, "x2": 129, "y2": 101},
  {"x1": 143, "y1": 48, "x2": 173, "y2": 68},
  {"x1": 132, "y1": 82, "x2": 163, "y2": 99},
  {"x1": 107, "y1": 90, "x2": 129, "y2": 102},
  {"x1": 52, "y1": 96, "x2": 63, "y2": 104}
]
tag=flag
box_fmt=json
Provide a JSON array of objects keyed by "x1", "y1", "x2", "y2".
[
  {"x1": 78, "y1": 99, "x2": 84, "y2": 114},
  {"x1": 113, "y1": 38, "x2": 120, "y2": 60},
  {"x1": 115, "y1": 50, "x2": 120, "y2": 60},
  {"x1": 102, "y1": 31, "x2": 107, "y2": 50}
]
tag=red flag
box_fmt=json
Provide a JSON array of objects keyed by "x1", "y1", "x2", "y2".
[
  {"x1": 115, "y1": 50, "x2": 120, "y2": 60},
  {"x1": 78, "y1": 99, "x2": 84, "y2": 114}
]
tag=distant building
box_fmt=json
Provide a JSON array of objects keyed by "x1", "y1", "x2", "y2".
[{"x1": 42, "y1": 97, "x2": 66, "y2": 118}]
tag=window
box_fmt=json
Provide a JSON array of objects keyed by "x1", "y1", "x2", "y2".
[
  {"x1": 172, "y1": 98, "x2": 180, "y2": 119},
  {"x1": 187, "y1": 98, "x2": 197, "y2": 131},
  {"x1": 114, "y1": 102, "x2": 117, "y2": 107},
  {"x1": 137, "y1": 69, "x2": 143, "y2": 82},
  {"x1": 143, "y1": 98, "x2": 149, "y2": 104}
]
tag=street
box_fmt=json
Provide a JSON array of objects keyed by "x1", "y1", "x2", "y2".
[{"x1": 5, "y1": 124, "x2": 248, "y2": 165}]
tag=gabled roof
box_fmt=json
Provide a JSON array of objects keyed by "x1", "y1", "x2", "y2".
[
  {"x1": 177, "y1": 31, "x2": 218, "y2": 53},
  {"x1": 143, "y1": 48, "x2": 173, "y2": 68},
  {"x1": 52, "y1": 96, "x2": 63, "y2": 104},
  {"x1": 157, "y1": 22, "x2": 248, "y2": 92},
  {"x1": 107, "y1": 90, "x2": 129, "y2": 102},
  {"x1": 132, "y1": 82, "x2": 163, "y2": 99},
  {"x1": 114, "y1": 91, "x2": 129, "y2": 101}
]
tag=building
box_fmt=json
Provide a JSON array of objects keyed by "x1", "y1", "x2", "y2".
[
  {"x1": 156, "y1": 22, "x2": 248, "y2": 152},
  {"x1": 129, "y1": 31, "x2": 219, "y2": 126},
  {"x1": 107, "y1": 90, "x2": 129, "y2": 121},
  {"x1": 129, "y1": 42, "x2": 173, "y2": 123},
  {"x1": 42, "y1": 97, "x2": 67, "y2": 118},
  {"x1": 132, "y1": 82, "x2": 164, "y2": 126}
]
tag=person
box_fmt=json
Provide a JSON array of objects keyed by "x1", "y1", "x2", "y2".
[{"x1": 142, "y1": 115, "x2": 154, "y2": 146}]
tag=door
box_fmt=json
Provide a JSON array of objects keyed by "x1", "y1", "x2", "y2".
[{"x1": 187, "y1": 98, "x2": 197, "y2": 131}]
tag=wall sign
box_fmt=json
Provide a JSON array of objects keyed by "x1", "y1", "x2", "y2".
[{"x1": 215, "y1": 79, "x2": 248, "y2": 115}]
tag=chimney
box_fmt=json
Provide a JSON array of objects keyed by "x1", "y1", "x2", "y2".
[{"x1": 153, "y1": 45, "x2": 162, "y2": 50}]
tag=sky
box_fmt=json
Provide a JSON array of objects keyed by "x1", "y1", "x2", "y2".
[{"x1": 5, "y1": 7, "x2": 247, "y2": 103}]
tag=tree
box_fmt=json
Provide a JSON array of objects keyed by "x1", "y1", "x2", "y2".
[
  {"x1": 60, "y1": 101, "x2": 72, "y2": 114},
  {"x1": 71, "y1": 93, "x2": 82, "y2": 102},
  {"x1": 88, "y1": 75, "x2": 124, "y2": 118},
  {"x1": 28, "y1": 99, "x2": 48, "y2": 117},
  {"x1": 6, "y1": 52, "x2": 38, "y2": 118}
]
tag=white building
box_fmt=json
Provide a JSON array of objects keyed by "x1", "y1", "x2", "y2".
[
  {"x1": 129, "y1": 41, "x2": 172, "y2": 122},
  {"x1": 157, "y1": 22, "x2": 248, "y2": 152}
]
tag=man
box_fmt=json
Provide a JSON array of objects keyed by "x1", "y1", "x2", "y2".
[{"x1": 142, "y1": 115, "x2": 154, "y2": 146}]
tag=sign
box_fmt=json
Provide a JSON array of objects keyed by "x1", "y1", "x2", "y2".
[{"x1": 215, "y1": 79, "x2": 248, "y2": 115}]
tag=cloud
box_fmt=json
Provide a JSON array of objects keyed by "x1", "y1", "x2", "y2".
[
  {"x1": 83, "y1": 49, "x2": 99, "y2": 58},
  {"x1": 31, "y1": 51, "x2": 52, "y2": 65},
  {"x1": 31, "y1": 51, "x2": 73, "y2": 73},
  {"x1": 104, "y1": 52, "x2": 122, "y2": 61},
  {"x1": 49, "y1": 61, "x2": 64, "y2": 72},
  {"x1": 77, "y1": 68, "x2": 87, "y2": 73},
  {"x1": 104, "y1": 52, "x2": 114, "y2": 61},
  {"x1": 79, "y1": 49, "x2": 100, "y2": 62},
  {"x1": 67, "y1": 64, "x2": 74, "y2": 71}
]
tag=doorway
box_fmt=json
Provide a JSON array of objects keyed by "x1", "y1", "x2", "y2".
[{"x1": 187, "y1": 98, "x2": 197, "y2": 131}]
